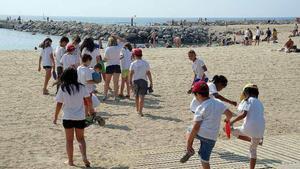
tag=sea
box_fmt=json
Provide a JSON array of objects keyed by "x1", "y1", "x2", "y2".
[{"x1": 0, "y1": 15, "x2": 295, "y2": 50}]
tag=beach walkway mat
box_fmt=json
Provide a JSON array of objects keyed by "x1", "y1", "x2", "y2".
[{"x1": 130, "y1": 134, "x2": 300, "y2": 169}]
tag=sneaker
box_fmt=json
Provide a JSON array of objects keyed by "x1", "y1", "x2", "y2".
[{"x1": 180, "y1": 150, "x2": 195, "y2": 163}]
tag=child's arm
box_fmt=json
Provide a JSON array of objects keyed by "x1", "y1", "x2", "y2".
[
  {"x1": 50, "y1": 53, "x2": 55, "y2": 69},
  {"x1": 201, "y1": 65, "x2": 208, "y2": 80},
  {"x1": 38, "y1": 56, "x2": 42, "y2": 71},
  {"x1": 129, "y1": 70, "x2": 134, "y2": 87},
  {"x1": 146, "y1": 70, "x2": 153, "y2": 87},
  {"x1": 53, "y1": 102, "x2": 63, "y2": 124},
  {"x1": 230, "y1": 111, "x2": 247, "y2": 125},
  {"x1": 214, "y1": 94, "x2": 237, "y2": 106},
  {"x1": 86, "y1": 80, "x2": 96, "y2": 84},
  {"x1": 187, "y1": 121, "x2": 201, "y2": 152},
  {"x1": 83, "y1": 97, "x2": 92, "y2": 116},
  {"x1": 224, "y1": 109, "x2": 233, "y2": 123}
]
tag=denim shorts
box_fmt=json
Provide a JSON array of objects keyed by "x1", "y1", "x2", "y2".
[{"x1": 195, "y1": 135, "x2": 216, "y2": 163}]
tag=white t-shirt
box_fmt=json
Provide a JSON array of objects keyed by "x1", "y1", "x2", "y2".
[
  {"x1": 81, "y1": 48, "x2": 100, "y2": 68},
  {"x1": 77, "y1": 65, "x2": 94, "y2": 93},
  {"x1": 129, "y1": 59, "x2": 150, "y2": 81},
  {"x1": 41, "y1": 46, "x2": 53, "y2": 67},
  {"x1": 104, "y1": 45, "x2": 123, "y2": 66},
  {"x1": 55, "y1": 46, "x2": 66, "y2": 68},
  {"x1": 60, "y1": 53, "x2": 80, "y2": 70},
  {"x1": 120, "y1": 48, "x2": 132, "y2": 70},
  {"x1": 73, "y1": 44, "x2": 81, "y2": 59},
  {"x1": 194, "y1": 98, "x2": 227, "y2": 141},
  {"x1": 190, "y1": 97, "x2": 201, "y2": 113},
  {"x1": 244, "y1": 30, "x2": 249, "y2": 38},
  {"x1": 56, "y1": 85, "x2": 90, "y2": 120},
  {"x1": 208, "y1": 82, "x2": 218, "y2": 98},
  {"x1": 238, "y1": 97, "x2": 265, "y2": 138},
  {"x1": 192, "y1": 58, "x2": 205, "y2": 79},
  {"x1": 256, "y1": 29, "x2": 261, "y2": 36}
]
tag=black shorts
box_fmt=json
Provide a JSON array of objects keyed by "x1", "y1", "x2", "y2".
[
  {"x1": 255, "y1": 36, "x2": 260, "y2": 40},
  {"x1": 63, "y1": 120, "x2": 86, "y2": 129},
  {"x1": 133, "y1": 79, "x2": 148, "y2": 96},
  {"x1": 106, "y1": 65, "x2": 121, "y2": 74},
  {"x1": 43, "y1": 66, "x2": 52, "y2": 69}
]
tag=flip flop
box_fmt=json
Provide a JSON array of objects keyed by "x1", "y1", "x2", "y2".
[{"x1": 180, "y1": 150, "x2": 195, "y2": 163}]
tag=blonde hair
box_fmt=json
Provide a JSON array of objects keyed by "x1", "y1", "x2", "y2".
[{"x1": 107, "y1": 36, "x2": 118, "y2": 47}]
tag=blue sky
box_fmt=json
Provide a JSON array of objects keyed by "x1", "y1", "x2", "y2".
[{"x1": 1, "y1": 0, "x2": 299, "y2": 18}]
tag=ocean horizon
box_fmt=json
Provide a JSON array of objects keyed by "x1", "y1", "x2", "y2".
[{"x1": 0, "y1": 15, "x2": 296, "y2": 25}]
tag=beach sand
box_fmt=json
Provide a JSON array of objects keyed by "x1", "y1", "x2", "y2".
[{"x1": 0, "y1": 24, "x2": 299, "y2": 169}]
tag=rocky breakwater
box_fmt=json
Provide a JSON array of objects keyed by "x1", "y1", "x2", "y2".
[{"x1": 5, "y1": 20, "x2": 210, "y2": 45}]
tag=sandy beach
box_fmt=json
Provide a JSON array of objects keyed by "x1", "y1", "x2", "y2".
[{"x1": 0, "y1": 24, "x2": 299, "y2": 169}]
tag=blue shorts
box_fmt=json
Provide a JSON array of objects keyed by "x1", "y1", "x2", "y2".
[
  {"x1": 187, "y1": 126, "x2": 216, "y2": 163},
  {"x1": 196, "y1": 135, "x2": 216, "y2": 163}
]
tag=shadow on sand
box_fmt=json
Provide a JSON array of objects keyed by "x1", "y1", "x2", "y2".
[
  {"x1": 216, "y1": 151, "x2": 282, "y2": 167},
  {"x1": 144, "y1": 114, "x2": 182, "y2": 122}
]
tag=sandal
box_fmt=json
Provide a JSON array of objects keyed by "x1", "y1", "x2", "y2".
[{"x1": 180, "y1": 150, "x2": 195, "y2": 163}]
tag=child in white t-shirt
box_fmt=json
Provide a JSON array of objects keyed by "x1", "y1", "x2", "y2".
[
  {"x1": 53, "y1": 68, "x2": 91, "y2": 167},
  {"x1": 230, "y1": 84, "x2": 265, "y2": 169},
  {"x1": 119, "y1": 42, "x2": 133, "y2": 98},
  {"x1": 77, "y1": 54, "x2": 98, "y2": 115},
  {"x1": 54, "y1": 36, "x2": 69, "y2": 93},
  {"x1": 181, "y1": 81, "x2": 233, "y2": 169},
  {"x1": 38, "y1": 38, "x2": 55, "y2": 95},
  {"x1": 61, "y1": 44, "x2": 80, "y2": 71}
]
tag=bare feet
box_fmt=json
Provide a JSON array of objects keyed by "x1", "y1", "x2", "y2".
[
  {"x1": 64, "y1": 160, "x2": 75, "y2": 166},
  {"x1": 83, "y1": 159, "x2": 91, "y2": 168},
  {"x1": 43, "y1": 89, "x2": 49, "y2": 95}
]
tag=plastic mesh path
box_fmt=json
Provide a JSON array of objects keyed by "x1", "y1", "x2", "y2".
[{"x1": 130, "y1": 134, "x2": 300, "y2": 169}]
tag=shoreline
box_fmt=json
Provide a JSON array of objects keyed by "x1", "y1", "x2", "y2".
[{"x1": 0, "y1": 18, "x2": 297, "y2": 46}]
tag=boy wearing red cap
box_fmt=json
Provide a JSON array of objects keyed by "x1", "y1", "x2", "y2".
[
  {"x1": 181, "y1": 81, "x2": 233, "y2": 169},
  {"x1": 60, "y1": 44, "x2": 80, "y2": 70},
  {"x1": 129, "y1": 48, "x2": 153, "y2": 116}
]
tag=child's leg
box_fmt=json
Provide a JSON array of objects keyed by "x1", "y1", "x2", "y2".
[
  {"x1": 75, "y1": 128, "x2": 90, "y2": 166},
  {"x1": 249, "y1": 138, "x2": 260, "y2": 169},
  {"x1": 138, "y1": 95, "x2": 145, "y2": 113},
  {"x1": 112, "y1": 73, "x2": 120, "y2": 98},
  {"x1": 65, "y1": 128, "x2": 75, "y2": 166},
  {"x1": 104, "y1": 74, "x2": 112, "y2": 97},
  {"x1": 201, "y1": 161, "x2": 210, "y2": 169},
  {"x1": 43, "y1": 68, "x2": 52, "y2": 93},
  {"x1": 89, "y1": 95, "x2": 95, "y2": 115},
  {"x1": 125, "y1": 77, "x2": 130, "y2": 97},
  {"x1": 119, "y1": 77, "x2": 125, "y2": 96},
  {"x1": 135, "y1": 95, "x2": 139, "y2": 112}
]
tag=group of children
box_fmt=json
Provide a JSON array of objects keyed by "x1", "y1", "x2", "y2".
[
  {"x1": 243, "y1": 26, "x2": 278, "y2": 45},
  {"x1": 183, "y1": 50, "x2": 265, "y2": 169},
  {"x1": 38, "y1": 35, "x2": 153, "y2": 167}
]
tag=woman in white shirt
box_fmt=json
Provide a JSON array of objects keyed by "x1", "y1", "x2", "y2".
[
  {"x1": 103, "y1": 35, "x2": 126, "y2": 101},
  {"x1": 80, "y1": 37, "x2": 101, "y2": 68},
  {"x1": 38, "y1": 38, "x2": 55, "y2": 95}
]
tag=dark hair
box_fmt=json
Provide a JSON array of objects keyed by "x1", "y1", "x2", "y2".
[
  {"x1": 193, "y1": 91, "x2": 209, "y2": 98},
  {"x1": 244, "y1": 87, "x2": 259, "y2": 98},
  {"x1": 82, "y1": 54, "x2": 92, "y2": 63},
  {"x1": 94, "y1": 63, "x2": 102, "y2": 70},
  {"x1": 212, "y1": 75, "x2": 228, "y2": 87},
  {"x1": 80, "y1": 37, "x2": 95, "y2": 52},
  {"x1": 73, "y1": 35, "x2": 81, "y2": 44},
  {"x1": 60, "y1": 68, "x2": 82, "y2": 95},
  {"x1": 60, "y1": 36, "x2": 69, "y2": 43},
  {"x1": 39, "y1": 38, "x2": 52, "y2": 49},
  {"x1": 124, "y1": 42, "x2": 133, "y2": 51}
]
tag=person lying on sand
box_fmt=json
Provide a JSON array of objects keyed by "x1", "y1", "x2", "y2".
[{"x1": 277, "y1": 38, "x2": 297, "y2": 53}]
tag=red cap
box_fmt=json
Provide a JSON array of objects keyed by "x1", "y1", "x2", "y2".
[
  {"x1": 192, "y1": 81, "x2": 209, "y2": 93},
  {"x1": 66, "y1": 44, "x2": 75, "y2": 52},
  {"x1": 132, "y1": 48, "x2": 143, "y2": 57}
]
